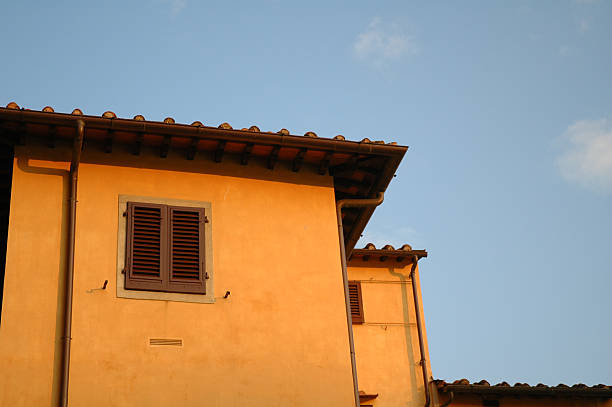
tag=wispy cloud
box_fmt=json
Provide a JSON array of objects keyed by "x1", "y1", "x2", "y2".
[
  {"x1": 559, "y1": 45, "x2": 571, "y2": 56},
  {"x1": 352, "y1": 17, "x2": 418, "y2": 66},
  {"x1": 163, "y1": 0, "x2": 186, "y2": 15},
  {"x1": 556, "y1": 116, "x2": 612, "y2": 193},
  {"x1": 578, "y1": 18, "x2": 591, "y2": 33}
]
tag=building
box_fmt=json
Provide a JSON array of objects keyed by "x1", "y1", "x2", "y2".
[{"x1": 0, "y1": 102, "x2": 610, "y2": 406}]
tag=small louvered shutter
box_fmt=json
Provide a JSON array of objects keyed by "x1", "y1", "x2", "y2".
[
  {"x1": 125, "y1": 202, "x2": 167, "y2": 291},
  {"x1": 348, "y1": 281, "x2": 364, "y2": 324},
  {"x1": 167, "y1": 206, "x2": 206, "y2": 294}
]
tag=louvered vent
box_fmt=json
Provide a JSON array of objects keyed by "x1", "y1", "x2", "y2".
[
  {"x1": 170, "y1": 208, "x2": 201, "y2": 280},
  {"x1": 132, "y1": 206, "x2": 162, "y2": 277},
  {"x1": 348, "y1": 281, "x2": 364, "y2": 324},
  {"x1": 149, "y1": 338, "x2": 183, "y2": 347}
]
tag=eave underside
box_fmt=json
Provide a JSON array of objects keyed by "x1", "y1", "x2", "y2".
[{"x1": 0, "y1": 108, "x2": 407, "y2": 252}]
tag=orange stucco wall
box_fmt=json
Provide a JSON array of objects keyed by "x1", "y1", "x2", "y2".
[
  {"x1": 348, "y1": 259, "x2": 433, "y2": 407},
  {"x1": 0, "y1": 145, "x2": 354, "y2": 406}
]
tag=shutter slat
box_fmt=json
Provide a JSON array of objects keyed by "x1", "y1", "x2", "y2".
[
  {"x1": 168, "y1": 206, "x2": 206, "y2": 293},
  {"x1": 348, "y1": 281, "x2": 364, "y2": 324},
  {"x1": 125, "y1": 202, "x2": 165, "y2": 291}
]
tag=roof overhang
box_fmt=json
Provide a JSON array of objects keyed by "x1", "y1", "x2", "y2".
[
  {"x1": 349, "y1": 243, "x2": 427, "y2": 266},
  {"x1": 0, "y1": 105, "x2": 408, "y2": 252},
  {"x1": 435, "y1": 380, "x2": 612, "y2": 399}
]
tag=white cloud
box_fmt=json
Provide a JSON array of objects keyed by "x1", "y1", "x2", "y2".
[
  {"x1": 578, "y1": 18, "x2": 590, "y2": 33},
  {"x1": 352, "y1": 17, "x2": 418, "y2": 65},
  {"x1": 556, "y1": 116, "x2": 612, "y2": 192}
]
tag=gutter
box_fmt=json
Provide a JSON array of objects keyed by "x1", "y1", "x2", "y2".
[
  {"x1": 59, "y1": 119, "x2": 84, "y2": 407},
  {"x1": 410, "y1": 255, "x2": 431, "y2": 407},
  {"x1": 336, "y1": 192, "x2": 385, "y2": 407}
]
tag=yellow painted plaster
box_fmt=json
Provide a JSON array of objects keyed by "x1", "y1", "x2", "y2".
[
  {"x1": 348, "y1": 259, "x2": 433, "y2": 407},
  {"x1": 0, "y1": 145, "x2": 354, "y2": 406}
]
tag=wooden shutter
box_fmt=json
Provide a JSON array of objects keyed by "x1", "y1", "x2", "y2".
[
  {"x1": 125, "y1": 202, "x2": 167, "y2": 291},
  {"x1": 348, "y1": 281, "x2": 364, "y2": 324},
  {"x1": 167, "y1": 206, "x2": 206, "y2": 294}
]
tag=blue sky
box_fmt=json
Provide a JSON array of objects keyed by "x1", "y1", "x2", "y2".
[{"x1": 2, "y1": 0, "x2": 611, "y2": 386}]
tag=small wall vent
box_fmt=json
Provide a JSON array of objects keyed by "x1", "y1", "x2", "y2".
[{"x1": 149, "y1": 338, "x2": 183, "y2": 347}]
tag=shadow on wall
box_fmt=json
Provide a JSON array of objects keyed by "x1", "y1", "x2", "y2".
[{"x1": 388, "y1": 265, "x2": 420, "y2": 407}]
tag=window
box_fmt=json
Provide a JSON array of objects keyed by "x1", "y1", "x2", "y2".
[
  {"x1": 125, "y1": 202, "x2": 207, "y2": 294},
  {"x1": 116, "y1": 195, "x2": 213, "y2": 303},
  {"x1": 348, "y1": 281, "x2": 364, "y2": 324}
]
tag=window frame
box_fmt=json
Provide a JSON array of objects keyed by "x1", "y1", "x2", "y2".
[{"x1": 116, "y1": 195, "x2": 214, "y2": 304}]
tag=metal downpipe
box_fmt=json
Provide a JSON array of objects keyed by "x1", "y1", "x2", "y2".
[
  {"x1": 336, "y1": 192, "x2": 384, "y2": 407},
  {"x1": 440, "y1": 391, "x2": 454, "y2": 407},
  {"x1": 410, "y1": 255, "x2": 431, "y2": 407},
  {"x1": 60, "y1": 119, "x2": 84, "y2": 407}
]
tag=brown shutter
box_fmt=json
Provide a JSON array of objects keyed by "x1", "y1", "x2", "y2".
[
  {"x1": 167, "y1": 206, "x2": 206, "y2": 294},
  {"x1": 125, "y1": 202, "x2": 167, "y2": 291},
  {"x1": 348, "y1": 281, "x2": 364, "y2": 324}
]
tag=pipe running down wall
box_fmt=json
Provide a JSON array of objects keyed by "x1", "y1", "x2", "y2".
[
  {"x1": 59, "y1": 119, "x2": 84, "y2": 407},
  {"x1": 336, "y1": 192, "x2": 385, "y2": 407},
  {"x1": 410, "y1": 254, "x2": 431, "y2": 407}
]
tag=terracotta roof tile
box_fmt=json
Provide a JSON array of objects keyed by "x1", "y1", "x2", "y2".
[
  {"x1": 349, "y1": 242, "x2": 427, "y2": 263},
  {"x1": 2, "y1": 102, "x2": 403, "y2": 145},
  {"x1": 496, "y1": 381, "x2": 511, "y2": 387},
  {"x1": 1, "y1": 101, "x2": 408, "y2": 257},
  {"x1": 435, "y1": 379, "x2": 612, "y2": 398}
]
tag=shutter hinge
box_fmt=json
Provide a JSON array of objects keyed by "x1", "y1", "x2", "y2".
[
  {"x1": 204, "y1": 271, "x2": 209, "y2": 280},
  {"x1": 123, "y1": 211, "x2": 127, "y2": 217},
  {"x1": 203, "y1": 216, "x2": 209, "y2": 224}
]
